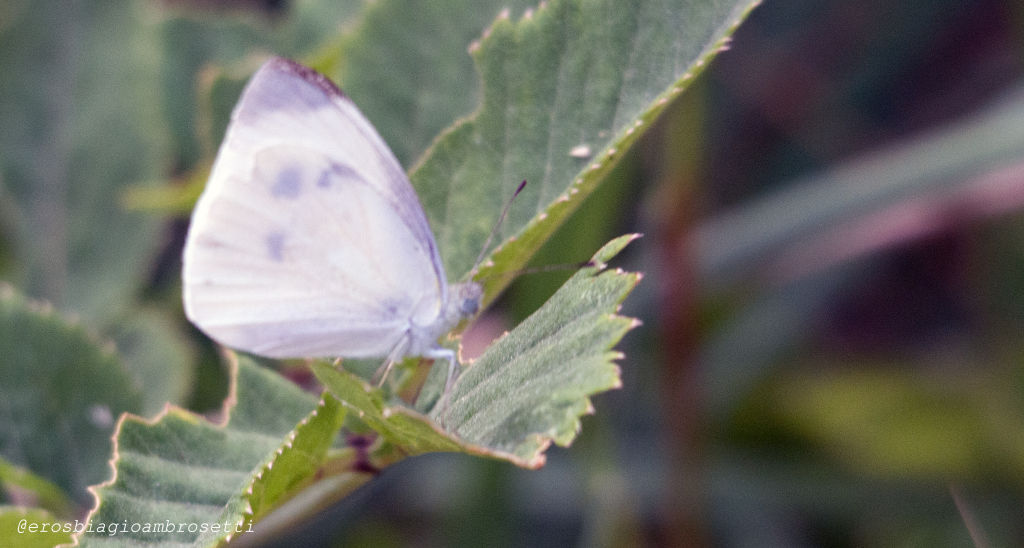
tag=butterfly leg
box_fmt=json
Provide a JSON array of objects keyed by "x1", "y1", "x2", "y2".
[
  {"x1": 424, "y1": 347, "x2": 459, "y2": 428},
  {"x1": 372, "y1": 338, "x2": 411, "y2": 387}
]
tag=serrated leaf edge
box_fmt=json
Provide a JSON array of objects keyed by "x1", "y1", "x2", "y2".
[
  {"x1": 317, "y1": 234, "x2": 643, "y2": 470},
  {"x1": 406, "y1": 1, "x2": 760, "y2": 300},
  {"x1": 65, "y1": 351, "x2": 253, "y2": 547},
  {"x1": 0, "y1": 283, "x2": 139, "y2": 395},
  {"x1": 211, "y1": 394, "x2": 344, "y2": 546}
]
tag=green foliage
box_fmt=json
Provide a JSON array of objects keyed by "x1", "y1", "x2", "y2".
[
  {"x1": 80, "y1": 356, "x2": 343, "y2": 547},
  {"x1": 754, "y1": 368, "x2": 1024, "y2": 481},
  {"x1": 0, "y1": 459, "x2": 74, "y2": 520},
  {"x1": 0, "y1": 285, "x2": 141, "y2": 505},
  {"x1": 698, "y1": 88, "x2": 1024, "y2": 285},
  {"x1": 110, "y1": 308, "x2": 196, "y2": 417},
  {"x1": 57, "y1": 0, "x2": 745, "y2": 539},
  {"x1": 156, "y1": 0, "x2": 364, "y2": 167},
  {"x1": 699, "y1": 89, "x2": 1024, "y2": 418},
  {"x1": 314, "y1": 235, "x2": 640, "y2": 468},
  {"x1": 439, "y1": 235, "x2": 640, "y2": 462},
  {"x1": 0, "y1": 0, "x2": 196, "y2": 418},
  {"x1": 0, "y1": 506, "x2": 73, "y2": 548},
  {"x1": 2, "y1": 0, "x2": 1021, "y2": 544},
  {"x1": 326, "y1": 0, "x2": 540, "y2": 167},
  {"x1": 0, "y1": 0, "x2": 165, "y2": 322},
  {"x1": 410, "y1": 0, "x2": 759, "y2": 295},
  {"x1": 76, "y1": 234, "x2": 637, "y2": 546},
  {"x1": 24, "y1": 0, "x2": 980, "y2": 545}
]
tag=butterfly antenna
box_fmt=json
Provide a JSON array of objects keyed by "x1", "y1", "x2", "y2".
[{"x1": 471, "y1": 179, "x2": 527, "y2": 274}]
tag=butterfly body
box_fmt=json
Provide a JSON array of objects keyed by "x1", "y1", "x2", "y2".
[{"x1": 182, "y1": 57, "x2": 479, "y2": 402}]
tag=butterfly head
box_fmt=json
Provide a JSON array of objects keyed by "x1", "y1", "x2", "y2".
[{"x1": 448, "y1": 282, "x2": 482, "y2": 321}]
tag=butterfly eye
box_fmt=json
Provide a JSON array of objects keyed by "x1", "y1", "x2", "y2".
[{"x1": 461, "y1": 298, "x2": 479, "y2": 316}]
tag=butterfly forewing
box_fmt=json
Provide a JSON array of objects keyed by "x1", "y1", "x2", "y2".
[{"x1": 183, "y1": 58, "x2": 448, "y2": 358}]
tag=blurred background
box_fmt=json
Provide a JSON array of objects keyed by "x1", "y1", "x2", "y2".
[{"x1": 3, "y1": 0, "x2": 1024, "y2": 546}]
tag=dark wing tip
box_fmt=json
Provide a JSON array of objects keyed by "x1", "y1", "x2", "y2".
[{"x1": 262, "y1": 56, "x2": 348, "y2": 99}]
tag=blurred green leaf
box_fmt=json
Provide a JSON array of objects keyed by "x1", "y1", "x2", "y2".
[
  {"x1": 0, "y1": 0, "x2": 167, "y2": 322},
  {"x1": 0, "y1": 459, "x2": 74, "y2": 520},
  {"x1": 157, "y1": 0, "x2": 363, "y2": 167},
  {"x1": 0, "y1": 284, "x2": 141, "y2": 505},
  {"x1": 0, "y1": 506, "x2": 73, "y2": 548},
  {"x1": 697, "y1": 89, "x2": 1024, "y2": 422},
  {"x1": 760, "y1": 368, "x2": 1024, "y2": 481},
  {"x1": 109, "y1": 308, "x2": 196, "y2": 416},
  {"x1": 697, "y1": 86, "x2": 1024, "y2": 288},
  {"x1": 80, "y1": 355, "x2": 351, "y2": 547},
  {"x1": 327, "y1": 0, "x2": 538, "y2": 167},
  {"x1": 116, "y1": 1, "x2": 365, "y2": 214},
  {"x1": 315, "y1": 235, "x2": 640, "y2": 468},
  {"x1": 188, "y1": 0, "x2": 537, "y2": 177}
]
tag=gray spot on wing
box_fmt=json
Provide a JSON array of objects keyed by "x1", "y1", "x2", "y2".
[
  {"x1": 270, "y1": 166, "x2": 302, "y2": 198},
  {"x1": 316, "y1": 170, "x2": 333, "y2": 189},
  {"x1": 266, "y1": 232, "x2": 286, "y2": 261},
  {"x1": 317, "y1": 163, "x2": 362, "y2": 190}
]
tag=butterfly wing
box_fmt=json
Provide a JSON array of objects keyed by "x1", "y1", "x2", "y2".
[{"x1": 183, "y1": 58, "x2": 448, "y2": 358}]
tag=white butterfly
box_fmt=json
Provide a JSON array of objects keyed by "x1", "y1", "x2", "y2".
[{"x1": 182, "y1": 57, "x2": 482, "y2": 404}]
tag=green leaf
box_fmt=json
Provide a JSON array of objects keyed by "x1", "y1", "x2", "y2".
[
  {"x1": 0, "y1": 284, "x2": 142, "y2": 505},
  {"x1": 0, "y1": 459, "x2": 75, "y2": 520},
  {"x1": 194, "y1": 395, "x2": 348, "y2": 546},
  {"x1": 156, "y1": 0, "x2": 363, "y2": 167},
  {"x1": 407, "y1": 0, "x2": 759, "y2": 294},
  {"x1": 108, "y1": 308, "x2": 196, "y2": 416},
  {"x1": 441, "y1": 234, "x2": 641, "y2": 461},
  {"x1": 314, "y1": 235, "x2": 641, "y2": 468},
  {"x1": 329, "y1": 0, "x2": 539, "y2": 167},
  {"x1": 78, "y1": 355, "x2": 347, "y2": 547},
  {"x1": 0, "y1": 506, "x2": 73, "y2": 548},
  {"x1": 179, "y1": 1, "x2": 535, "y2": 185},
  {"x1": 0, "y1": 0, "x2": 167, "y2": 322},
  {"x1": 311, "y1": 364, "x2": 465, "y2": 456}
]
